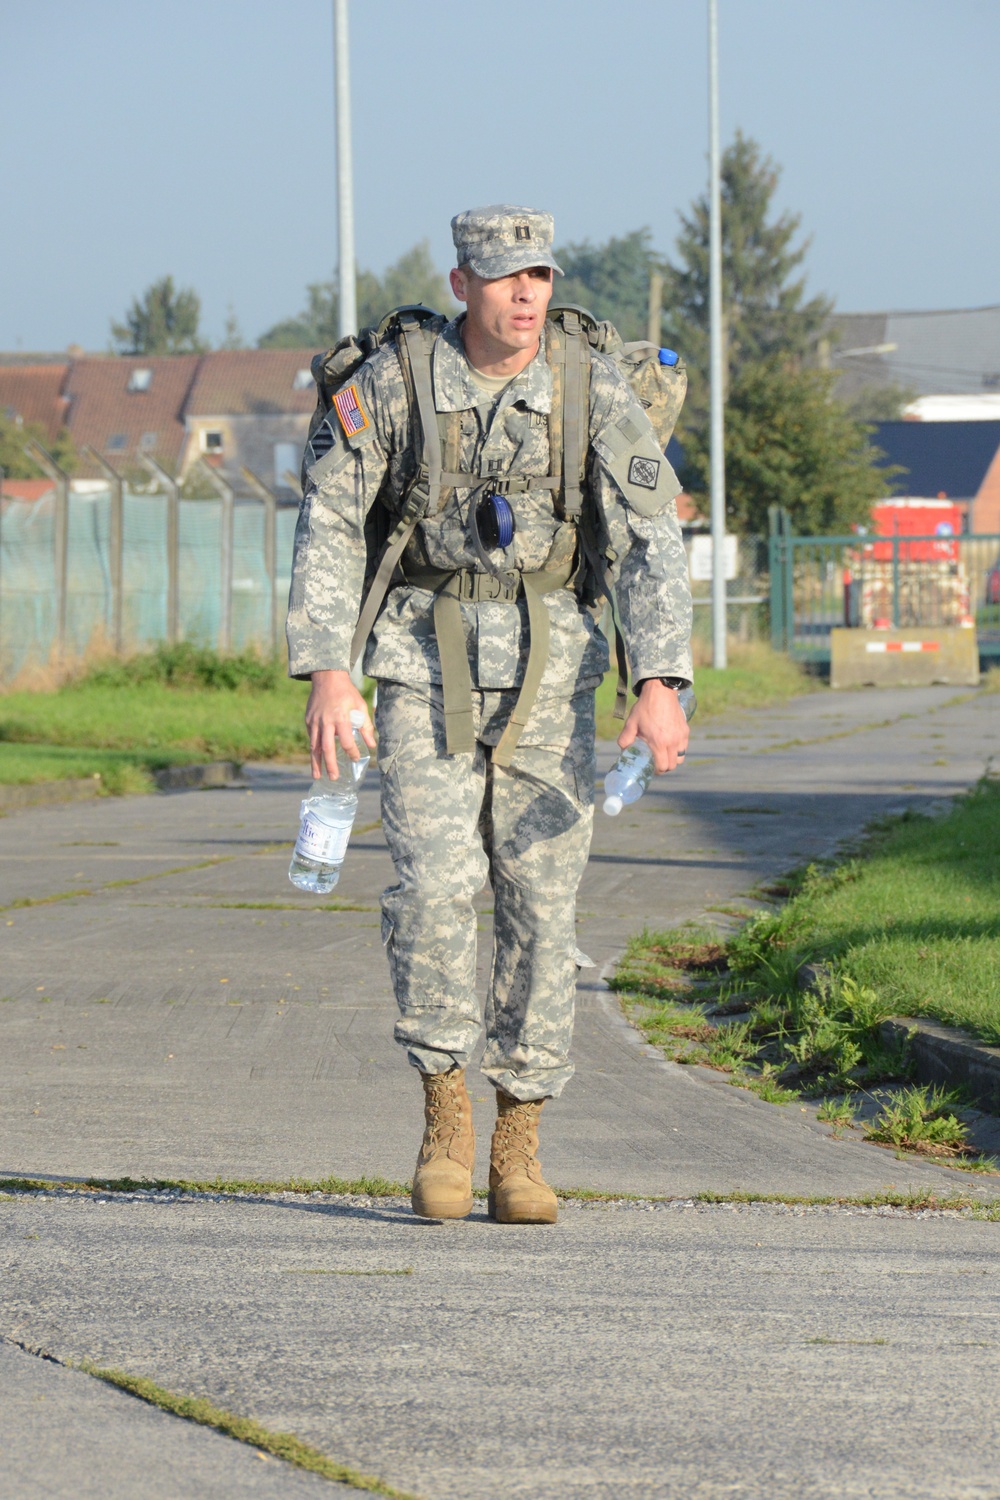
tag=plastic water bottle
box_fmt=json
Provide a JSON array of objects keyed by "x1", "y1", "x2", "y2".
[
  {"x1": 288, "y1": 709, "x2": 371, "y2": 893},
  {"x1": 603, "y1": 686, "x2": 696, "y2": 817}
]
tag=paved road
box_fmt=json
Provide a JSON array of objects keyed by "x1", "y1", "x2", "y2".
[
  {"x1": 3, "y1": 1190, "x2": 1000, "y2": 1500},
  {"x1": 2, "y1": 682, "x2": 999, "y2": 1497}
]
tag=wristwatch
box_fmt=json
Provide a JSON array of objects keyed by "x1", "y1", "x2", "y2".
[{"x1": 635, "y1": 676, "x2": 689, "y2": 693}]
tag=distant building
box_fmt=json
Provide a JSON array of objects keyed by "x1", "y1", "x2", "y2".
[
  {"x1": 828, "y1": 304, "x2": 1000, "y2": 402},
  {"x1": 827, "y1": 306, "x2": 1000, "y2": 533},
  {"x1": 179, "y1": 349, "x2": 317, "y2": 498},
  {"x1": 62, "y1": 355, "x2": 200, "y2": 473},
  {"x1": 0, "y1": 349, "x2": 321, "y2": 495},
  {"x1": 872, "y1": 420, "x2": 1000, "y2": 533},
  {"x1": 0, "y1": 362, "x2": 70, "y2": 442}
]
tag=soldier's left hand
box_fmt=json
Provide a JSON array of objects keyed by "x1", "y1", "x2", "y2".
[{"x1": 617, "y1": 679, "x2": 689, "y2": 773}]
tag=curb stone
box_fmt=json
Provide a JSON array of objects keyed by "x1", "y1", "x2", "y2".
[
  {"x1": 881, "y1": 1016, "x2": 1000, "y2": 1114},
  {"x1": 153, "y1": 762, "x2": 244, "y2": 791},
  {"x1": 0, "y1": 776, "x2": 103, "y2": 811},
  {"x1": 0, "y1": 762, "x2": 244, "y2": 812}
]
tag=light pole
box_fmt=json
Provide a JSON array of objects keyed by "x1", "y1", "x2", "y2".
[
  {"x1": 334, "y1": 0, "x2": 356, "y2": 336},
  {"x1": 708, "y1": 0, "x2": 727, "y2": 669}
]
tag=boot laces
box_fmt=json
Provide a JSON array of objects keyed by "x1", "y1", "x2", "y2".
[
  {"x1": 492, "y1": 1105, "x2": 540, "y2": 1175},
  {"x1": 424, "y1": 1078, "x2": 465, "y2": 1150}
]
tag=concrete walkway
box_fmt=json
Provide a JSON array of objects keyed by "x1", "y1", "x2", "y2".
[
  {"x1": 0, "y1": 683, "x2": 996, "y2": 1197},
  {"x1": 2, "y1": 682, "x2": 999, "y2": 1497}
]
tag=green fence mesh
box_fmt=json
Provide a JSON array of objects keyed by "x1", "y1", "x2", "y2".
[{"x1": 0, "y1": 487, "x2": 298, "y2": 680}]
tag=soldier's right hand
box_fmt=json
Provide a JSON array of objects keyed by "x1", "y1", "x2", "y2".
[{"x1": 305, "y1": 669, "x2": 376, "y2": 780}]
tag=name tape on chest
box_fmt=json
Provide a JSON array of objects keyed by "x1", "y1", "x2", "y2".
[{"x1": 332, "y1": 384, "x2": 370, "y2": 438}]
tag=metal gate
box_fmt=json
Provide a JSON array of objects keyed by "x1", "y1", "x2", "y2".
[{"x1": 768, "y1": 508, "x2": 1000, "y2": 665}]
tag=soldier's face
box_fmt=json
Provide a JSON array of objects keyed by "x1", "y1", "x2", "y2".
[{"x1": 450, "y1": 265, "x2": 553, "y2": 353}]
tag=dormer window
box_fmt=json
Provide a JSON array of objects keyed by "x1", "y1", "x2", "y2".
[
  {"x1": 128, "y1": 368, "x2": 153, "y2": 393},
  {"x1": 201, "y1": 430, "x2": 224, "y2": 452},
  {"x1": 293, "y1": 368, "x2": 313, "y2": 390}
]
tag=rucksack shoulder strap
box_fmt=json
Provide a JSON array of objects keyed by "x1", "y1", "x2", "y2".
[{"x1": 346, "y1": 308, "x2": 452, "y2": 671}]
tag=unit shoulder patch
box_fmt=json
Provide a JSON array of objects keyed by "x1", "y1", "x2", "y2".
[{"x1": 628, "y1": 455, "x2": 660, "y2": 490}]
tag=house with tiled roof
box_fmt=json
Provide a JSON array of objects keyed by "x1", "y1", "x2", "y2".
[
  {"x1": 0, "y1": 363, "x2": 70, "y2": 442},
  {"x1": 178, "y1": 349, "x2": 318, "y2": 496},
  {"x1": 61, "y1": 355, "x2": 200, "y2": 473}
]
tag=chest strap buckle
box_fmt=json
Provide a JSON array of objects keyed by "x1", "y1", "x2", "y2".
[{"x1": 456, "y1": 568, "x2": 520, "y2": 603}]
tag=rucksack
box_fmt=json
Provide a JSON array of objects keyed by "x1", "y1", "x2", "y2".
[{"x1": 305, "y1": 303, "x2": 686, "y2": 736}]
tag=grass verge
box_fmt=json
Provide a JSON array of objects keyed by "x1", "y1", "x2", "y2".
[
  {"x1": 0, "y1": 643, "x2": 335, "y2": 785},
  {"x1": 2, "y1": 1176, "x2": 998, "y2": 1217},
  {"x1": 0, "y1": 742, "x2": 196, "y2": 793},
  {"x1": 611, "y1": 778, "x2": 1000, "y2": 1169},
  {"x1": 595, "y1": 640, "x2": 818, "y2": 741},
  {"x1": 2, "y1": 641, "x2": 812, "y2": 783},
  {"x1": 77, "y1": 1362, "x2": 420, "y2": 1497}
]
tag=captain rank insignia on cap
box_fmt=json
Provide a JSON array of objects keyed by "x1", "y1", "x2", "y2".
[{"x1": 332, "y1": 384, "x2": 370, "y2": 438}]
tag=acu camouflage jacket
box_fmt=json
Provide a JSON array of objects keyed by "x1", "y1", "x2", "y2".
[{"x1": 286, "y1": 317, "x2": 693, "y2": 696}]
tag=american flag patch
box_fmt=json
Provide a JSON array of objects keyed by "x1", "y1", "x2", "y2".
[{"x1": 332, "y1": 383, "x2": 370, "y2": 437}]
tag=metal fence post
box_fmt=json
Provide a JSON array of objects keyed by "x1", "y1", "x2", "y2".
[
  {"x1": 768, "y1": 506, "x2": 784, "y2": 651},
  {"x1": 891, "y1": 532, "x2": 901, "y2": 628},
  {"x1": 140, "y1": 457, "x2": 180, "y2": 643},
  {"x1": 81, "y1": 446, "x2": 125, "y2": 653},
  {"x1": 197, "y1": 461, "x2": 234, "y2": 652},
  {"x1": 239, "y1": 467, "x2": 278, "y2": 656},
  {"x1": 23, "y1": 442, "x2": 69, "y2": 660}
]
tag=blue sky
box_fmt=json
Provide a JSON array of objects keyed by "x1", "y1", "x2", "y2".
[{"x1": 4, "y1": 0, "x2": 999, "y2": 351}]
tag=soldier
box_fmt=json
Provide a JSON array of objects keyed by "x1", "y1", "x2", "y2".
[{"x1": 287, "y1": 206, "x2": 692, "y2": 1226}]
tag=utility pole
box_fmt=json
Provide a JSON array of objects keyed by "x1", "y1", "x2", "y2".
[
  {"x1": 708, "y1": 0, "x2": 727, "y2": 669},
  {"x1": 646, "y1": 268, "x2": 663, "y2": 348},
  {"x1": 334, "y1": 0, "x2": 357, "y2": 337}
]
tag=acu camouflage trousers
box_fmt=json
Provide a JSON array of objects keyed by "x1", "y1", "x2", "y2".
[{"x1": 374, "y1": 679, "x2": 599, "y2": 1101}]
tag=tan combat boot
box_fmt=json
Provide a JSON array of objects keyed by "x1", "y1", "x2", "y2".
[
  {"x1": 488, "y1": 1091, "x2": 558, "y2": 1225},
  {"x1": 411, "y1": 1067, "x2": 475, "y2": 1219}
]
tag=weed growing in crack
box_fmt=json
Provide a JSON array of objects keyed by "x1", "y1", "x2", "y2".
[
  {"x1": 864, "y1": 1085, "x2": 970, "y2": 1157},
  {"x1": 816, "y1": 1097, "x2": 860, "y2": 1134}
]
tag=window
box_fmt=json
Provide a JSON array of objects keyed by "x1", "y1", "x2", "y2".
[
  {"x1": 140, "y1": 431, "x2": 158, "y2": 451},
  {"x1": 201, "y1": 430, "x2": 224, "y2": 452},
  {"x1": 293, "y1": 368, "x2": 313, "y2": 390},
  {"x1": 106, "y1": 433, "x2": 127, "y2": 450},
  {"x1": 127, "y1": 368, "x2": 152, "y2": 393},
  {"x1": 273, "y1": 442, "x2": 299, "y2": 487}
]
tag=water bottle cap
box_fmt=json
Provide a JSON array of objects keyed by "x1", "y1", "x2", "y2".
[
  {"x1": 603, "y1": 794, "x2": 623, "y2": 817},
  {"x1": 658, "y1": 348, "x2": 679, "y2": 366},
  {"x1": 349, "y1": 709, "x2": 366, "y2": 728}
]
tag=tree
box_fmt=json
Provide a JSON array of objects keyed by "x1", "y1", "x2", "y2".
[
  {"x1": 842, "y1": 382, "x2": 917, "y2": 423},
  {"x1": 220, "y1": 306, "x2": 246, "y2": 351},
  {"x1": 258, "y1": 242, "x2": 453, "y2": 348},
  {"x1": 677, "y1": 358, "x2": 899, "y2": 536},
  {"x1": 662, "y1": 131, "x2": 897, "y2": 535},
  {"x1": 663, "y1": 131, "x2": 832, "y2": 408},
  {"x1": 110, "y1": 275, "x2": 206, "y2": 355},
  {"x1": 0, "y1": 413, "x2": 76, "y2": 478},
  {"x1": 554, "y1": 229, "x2": 663, "y2": 342}
]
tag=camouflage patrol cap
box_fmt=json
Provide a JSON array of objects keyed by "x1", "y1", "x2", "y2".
[{"x1": 451, "y1": 204, "x2": 563, "y2": 280}]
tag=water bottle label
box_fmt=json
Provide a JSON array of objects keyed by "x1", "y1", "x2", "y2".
[{"x1": 295, "y1": 809, "x2": 351, "y2": 865}]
